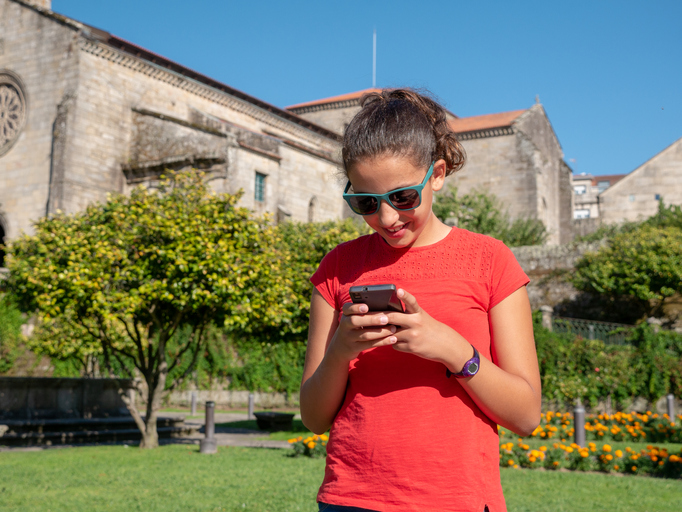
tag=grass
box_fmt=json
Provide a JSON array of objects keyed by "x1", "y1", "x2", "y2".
[{"x1": 1, "y1": 444, "x2": 681, "y2": 511}]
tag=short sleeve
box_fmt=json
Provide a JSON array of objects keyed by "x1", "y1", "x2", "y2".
[
  {"x1": 488, "y1": 241, "x2": 530, "y2": 309},
  {"x1": 310, "y1": 248, "x2": 339, "y2": 310}
]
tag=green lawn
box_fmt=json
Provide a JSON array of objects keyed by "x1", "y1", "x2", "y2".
[{"x1": 1, "y1": 444, "x2": 681, "y2": 512}]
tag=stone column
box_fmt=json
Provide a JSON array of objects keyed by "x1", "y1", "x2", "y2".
[{"x1": 540, "y1": 305, "x2": 553, "y2": 331}]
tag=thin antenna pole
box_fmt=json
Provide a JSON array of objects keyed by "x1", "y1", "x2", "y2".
[{"x1": 372, "y1": 28, "x2": 376, "y2": 88}]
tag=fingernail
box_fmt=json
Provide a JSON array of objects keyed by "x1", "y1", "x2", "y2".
[
  {"x1": 379, "y1": 316, "x2": 388, "y2": 324},
  {"x1": 359, "y1": 305, "x2": 368, "y2": 313},
  {"x1": 390, "y1": 336, "x2": 397, "y2": 343},
  {"x1": 390, "y1": 325, "x2": 396, "y2": 333}
]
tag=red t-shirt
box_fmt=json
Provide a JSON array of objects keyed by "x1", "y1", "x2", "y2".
[{"x1": 310, "y1": 227, "x2": 530, "y2": 512}]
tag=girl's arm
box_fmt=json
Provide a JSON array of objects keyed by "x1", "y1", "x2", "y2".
[
  {"x1": 389, "y1": 286, "x2": 541, "y2": 436},
  {"x1": 458, "y1": 287, "x2": 542, "y2": 435},
  {"x1": 300, "y1": 288, "x2": 398, "y2": 434}
]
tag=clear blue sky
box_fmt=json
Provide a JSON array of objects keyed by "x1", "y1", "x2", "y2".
[{"x1": 53, "y1": 0, "x2": 681, "y2": 177}]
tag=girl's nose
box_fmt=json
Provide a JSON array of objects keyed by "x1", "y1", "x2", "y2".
[{"x1": 376, "y1": 199, "x2": 399, "y2": 226}]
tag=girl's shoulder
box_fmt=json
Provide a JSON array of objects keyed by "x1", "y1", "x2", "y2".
[{"x1": 325, "y1": 232, "x2": 379, "y2": 258}]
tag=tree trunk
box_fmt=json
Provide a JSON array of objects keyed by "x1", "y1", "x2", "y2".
[{"x1": 139, "y1": 361, "x2": 169, "y2": 449}]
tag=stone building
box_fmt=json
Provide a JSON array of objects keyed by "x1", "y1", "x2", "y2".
[
  {"x1": 0, "y1": 0, "x2": 345, "y2": 266},
  {"x1": 598, "y1": 136, "x2": 682, "y2": 224},
  {"x1": 572, "y1": 173, "x2": 625, "y2": 220},
  {"x1": 289, "y1": 90, "x2": 574, "y2": 245}
]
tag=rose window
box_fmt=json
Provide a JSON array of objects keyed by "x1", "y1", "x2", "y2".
[{"x1": 0, "y1": 71, "x2": 27, "y2": 158}]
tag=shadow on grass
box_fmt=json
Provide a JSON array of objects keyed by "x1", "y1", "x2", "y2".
[{"x1": 215, "y1": 419, "x2": 310, "y2": 435}]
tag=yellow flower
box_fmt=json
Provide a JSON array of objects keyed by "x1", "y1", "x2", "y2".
[
  {"x1": 615, "y1": 450, "x2": 623, "y2": 458},
  {"x1": 605, "y1": 454, "x2": 613, "y2": 461},
  {"x1": 614, "y1": 465, "x2": 620, "y2": 471},
  {"x1": 307, "y1": 441, "x2": 316, "y2": 449},
  {"x1": 565, "y1": 447, "x2": 574, "y2": 454},
  {"x1": 320, "y1": 434, "x2": 329, "y2": 441},
  {"x1": 507, "y1": 459, "x2": 514, "y2": 466},
  {"x1": 580, "y1": 450, "x2": 589, "y2": 458},
  {"x1": 602, "y1": 444, "x2": 612, "y2": 452}
]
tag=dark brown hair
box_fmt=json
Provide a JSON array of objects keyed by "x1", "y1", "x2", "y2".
[{"x1": 342, "y1": 88, "x2": 466, "y2": 176}]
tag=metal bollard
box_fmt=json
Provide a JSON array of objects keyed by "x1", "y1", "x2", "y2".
[
  {"x1": 588, "y1": 325, "x2": 595, "y2": 340},
  {"x1": 248, "y1": 393, "x2": 255, "y2": 420},
  {"x1": 574, "y1": 403, "x2": 586, "y2": 448},
  {"x1": 200, "y1": 401, "x2": 217, "y2": 454},
  {"x1": 191, "y1": 391, "x2": 197, "y2": 416},
  {"x1": 667, "y1": 394, "x2": 675, "y2": 420}
]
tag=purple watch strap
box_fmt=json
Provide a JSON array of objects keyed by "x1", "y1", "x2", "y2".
[{"x1": 446, "y1": 345, "x2": 480, "y2": 378}]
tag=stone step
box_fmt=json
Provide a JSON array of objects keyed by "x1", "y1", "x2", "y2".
[
  {"x1": 0, "y1": 425, "x2": 194, "y2": 447},
  {"x1": 0, "y1": 416, "x2": 184, "y2": 434}
]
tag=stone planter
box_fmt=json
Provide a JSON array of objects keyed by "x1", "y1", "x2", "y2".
[{"x1": 253, "y1": 412, "x2": 295, "y2": 431}]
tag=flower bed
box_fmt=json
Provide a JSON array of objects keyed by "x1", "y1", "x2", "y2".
[
  {"x1": 499, "y1": 440, "x2": 682, "y2": 479},
  {"x1": 287, "y1": 434, "x2": 328, "y2": 458},
  {"x1": 499, "y1": 411, "x2": 682, "y2": 444}
]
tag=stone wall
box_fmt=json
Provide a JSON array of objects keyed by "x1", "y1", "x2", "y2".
[
  {"x1": 0, "y1": 0, "x2": 81, "y2": 238},
  {"x1": 599, "y1": 137, "x2": 682, "y2": 224},
  {"x1": 511, "y1": 241, "x2": 603, "y2": 310},
  {"x1": 0, "y1": 377, "x2": 132, "y2": 420},
  {"x1": 294, "y1": 104, "x2": 359, "y2": 135}
]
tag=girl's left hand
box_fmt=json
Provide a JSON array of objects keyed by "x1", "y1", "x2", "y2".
[{"x1": 385, "y1": 288, "x2": 471, "y2": 369}]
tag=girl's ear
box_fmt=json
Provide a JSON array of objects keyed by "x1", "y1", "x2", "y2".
[{"x1": 431, "y1": 159, "x2": 447, "y2": 192}]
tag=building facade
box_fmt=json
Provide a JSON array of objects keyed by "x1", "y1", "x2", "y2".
[
  {"x1": 598, "y1": 137, "x2": 682, "y2": 224},
  {"x1": 0, "y1": 0, "x2": 345, "y2": 264}
]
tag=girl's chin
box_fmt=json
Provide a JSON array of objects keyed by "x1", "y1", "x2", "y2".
[{"x1": 380, "y1": 226, "x2": 415, "y2": 247}]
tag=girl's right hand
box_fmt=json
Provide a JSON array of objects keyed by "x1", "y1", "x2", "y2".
[{"x1": 327, "y1": 302, "x2": 398, "y2": 362}]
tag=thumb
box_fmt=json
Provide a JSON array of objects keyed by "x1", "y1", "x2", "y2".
[{"x1": 397, "y1": 288, "x2": 421, "y2": 314}]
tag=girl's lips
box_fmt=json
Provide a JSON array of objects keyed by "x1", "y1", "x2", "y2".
[{"x1": 383, "y1": 223, "x2": 409, "y2": 237}]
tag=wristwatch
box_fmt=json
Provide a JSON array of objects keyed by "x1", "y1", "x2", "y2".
[{"x1": 446, "y1": 345, "x2": 480, "y2": 378}]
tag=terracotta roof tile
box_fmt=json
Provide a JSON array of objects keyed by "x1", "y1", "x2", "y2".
[
  {"x1": 286, "y1": 88, "x2": 383, "y2": 110},
  {"x1": 591, "y1": 174, "x2": 626, "y2": 186},
  {"x1": 449, "y1": 109, "x2": 527, "y2": 134}
]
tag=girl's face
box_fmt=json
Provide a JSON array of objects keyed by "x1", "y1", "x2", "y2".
[{"x1": 346, "y1": 155, "x2": 448, "y2": 248}]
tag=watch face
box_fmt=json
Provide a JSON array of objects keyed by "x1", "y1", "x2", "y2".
[{"x1": 467, "y1": 361, "x2": 479, "y2": 375}]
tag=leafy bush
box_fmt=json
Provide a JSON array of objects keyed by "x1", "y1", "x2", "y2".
[
  {"x1": 0, "y1": 293, "x2": 23, "y2": 374},
  {"x1": 534, "y1": 312, "x2": 682, "y2": 407},
  {"x1": 572, "y1": 225, "x2": 682, "y2": 317},
  {"x1": 433, "y1": 186, "x2": 547, "y2": 246}
]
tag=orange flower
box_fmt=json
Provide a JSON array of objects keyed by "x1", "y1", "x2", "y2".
[
  {"x1": 602, "y1": 444, "x2": 612, "y2": 452},
  {"x1": 307, "y1": 441, "x2": 316, "y2": 449}
]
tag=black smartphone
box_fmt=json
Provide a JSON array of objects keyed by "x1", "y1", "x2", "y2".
[{"x1": 349, "y1": 284, "x2": 404, "y2": 313}]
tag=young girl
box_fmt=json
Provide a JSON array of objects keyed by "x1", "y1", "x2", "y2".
[{"x1": 301, "y1": 89, "x2": 541, "y2": 512}]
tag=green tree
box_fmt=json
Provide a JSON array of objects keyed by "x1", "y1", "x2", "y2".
[
  {"x1": 0, "y1": 293, "x2": 24, "y2": 374},
  {"x1": 572, "y1": 225, "x2": 682, "y2": 318},
  {"x1": 270, "y1": 218, "x2": 370, "y2": 341},
  {"x1": 5, "y1": 172, "x2": 284, "y2": 448},
  {"x1": 433, "y1": 186, "x2": 548, "y2": 246}
]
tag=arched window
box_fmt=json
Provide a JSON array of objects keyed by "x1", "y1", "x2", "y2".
[
  {"x1": 0, "y1": 220, "x2": 6, "y2": 268},
  {"x1": 308, "y1": 196, "x2": 317, "y2": 223}
]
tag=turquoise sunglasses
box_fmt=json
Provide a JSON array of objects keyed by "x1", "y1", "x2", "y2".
[{"x1": 343, "y1": 162, "x2": 435, "y2": 216}]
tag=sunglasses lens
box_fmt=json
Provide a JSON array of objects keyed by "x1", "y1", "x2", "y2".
[
  {"x1": 389, "y1": 189, "x2": 421, "y2": 210},
  {"x1": 349, "y1": 196, "x2": 378, "y2": 215}
]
